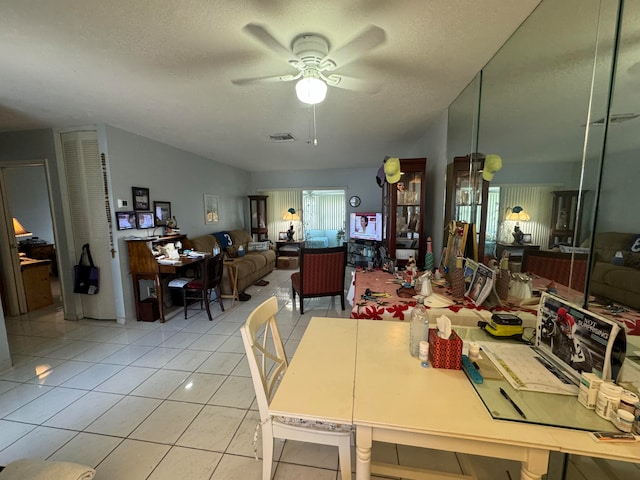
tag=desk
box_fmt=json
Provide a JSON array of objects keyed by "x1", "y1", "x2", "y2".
[
  {"x1": 269, "y1": 318, "x2": 640, "y2": 480},
  {"x1": 126, "y1": 236, "x2": 202, "y2": 322},
  {"x1": 20, "y1": 258, "x2": 53, "y2": 311},
  {"x1": 276, "y1": 241, "x2": 304, "y2": 257}
]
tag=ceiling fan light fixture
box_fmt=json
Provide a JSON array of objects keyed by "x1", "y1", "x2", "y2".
[{"x1": 296, "y1": 70, "x2": 327, "y2": 105}]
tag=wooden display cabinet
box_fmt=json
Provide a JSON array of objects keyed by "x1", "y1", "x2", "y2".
[
  {"x1": 548, "y1": 190, "x2": 586, "y2": 248},
  {"x1": 382, "y1": 158, "x2": 427, "y2": 267},
  {"x1": 248, "y1": 195, "x2": 268, "y2": 241},
  {"x1": 444, "y1": 155, "x2": 489, "y2": 261}
]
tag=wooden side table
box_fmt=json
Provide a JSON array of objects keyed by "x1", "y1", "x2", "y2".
[
  {"x1": 222, "y1": 258, "x2": 242, "y2": 307},
  {"x1": 496, "y1": 242, "x2": 540, "y2": 263},
  {"x1": 276, "y1": 241, "x2": 304, "y2": 257}
]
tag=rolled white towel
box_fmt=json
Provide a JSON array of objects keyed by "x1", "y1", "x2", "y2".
[{"x1": 0, "y1": 459, "x2": 95, "y2": 480}]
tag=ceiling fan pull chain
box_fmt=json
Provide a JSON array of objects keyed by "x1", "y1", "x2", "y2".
[{"x1": 312, "y1": 104, "x2": 318, "y2": 146}]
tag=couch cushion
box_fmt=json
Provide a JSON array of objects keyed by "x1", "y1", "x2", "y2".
[
  {"x1": 243, "y1": 253, "x2": 267, "y2": 270},
  {"x1": 188, "y1": 234, "x2": 219, "y2": 254},
  {"x1": 214, "y1": 232, "x2": 233, "y2": 250},
  {"x1": 592, "y1": 262, "x2": 640, "y2": 290},
  {"x1": 629, "y1": 234, "x2": 640, "y2": 253},
  {"x1": 229, "y1": 230, "x2": 252, "y2": 249}
]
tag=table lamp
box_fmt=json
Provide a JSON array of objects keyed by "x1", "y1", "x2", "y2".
[
  {"x1": 13, "y1": 217, "x2": 32, "y2": 239},
  {"x1": 283, "y1": 208, "x2": 300, "y2": 241},
  {"x1": 505, "y1": 206, "x2": 530, "y2": 245}
]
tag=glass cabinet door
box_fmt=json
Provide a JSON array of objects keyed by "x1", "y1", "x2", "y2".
[{"x1": 395, "y1": 171, "x2": 422, "y2": 242}]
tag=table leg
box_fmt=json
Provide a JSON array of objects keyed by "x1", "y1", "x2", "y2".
[
  {"x1": 221, "y1": 263, "x2": 239, "y2": 307},
  {"x1": 155, "y1": 274, "x2": 165, "y2": 323},
  {"x1": 355, "y1": 426, "x2": 372, "y2": 480},
  {"x1": 520, "y1": 448, "x2": 549, "y2": 480}
]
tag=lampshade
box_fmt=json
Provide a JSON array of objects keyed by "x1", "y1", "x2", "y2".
[
  {"x1": 296, "y1": 70, "x2": 327, "y2": 105},
  {"x1": 505, "y1": 206, "x2": 531, "y2": 222},
  {"x1": 13, "y1": 217, "x2": 32, "y2": 237},
  {"x1": 283, "y1": 207, "x2": 300, "y2": 222}
]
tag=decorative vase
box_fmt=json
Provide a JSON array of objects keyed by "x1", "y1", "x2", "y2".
[{"x1": 424, "y1": 236, "x2": 434, "y2": 272}]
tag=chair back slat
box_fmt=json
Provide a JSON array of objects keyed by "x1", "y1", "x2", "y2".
[{"x1": 241, "y1": 296, "x2": 288, "y2": 421}]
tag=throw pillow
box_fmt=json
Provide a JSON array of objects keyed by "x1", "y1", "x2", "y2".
[
  {"x1": 628, "y1": 234, "x2": 640, "y2": 253},
  {"x1": 247, "y1": 241, "x2": 269, "y2": 252},
  {"x1": 213, "y1": 232, "x2": 233, "y2": 250}
]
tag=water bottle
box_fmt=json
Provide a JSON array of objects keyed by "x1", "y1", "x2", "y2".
[{"x1": 409, "y1": 304, "x2": 429, "y2": 357}]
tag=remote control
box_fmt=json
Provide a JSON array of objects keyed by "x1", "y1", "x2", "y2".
[{"x1": 462, "y1": 355, "x2": 484, "y2": 384}]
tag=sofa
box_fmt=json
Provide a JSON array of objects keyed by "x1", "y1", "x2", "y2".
[
  {"x1": 185, "y1": 230, "x2": 276, "y2": 296},
  {"x1": 590, "y1": 231, "x2": 640, "y2": 309},
  {"x1": 305, "y1": 229, "x2": 342, "y2": 248}
]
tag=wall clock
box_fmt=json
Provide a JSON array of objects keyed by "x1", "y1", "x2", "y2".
[{"x1": 349, "y1": 195, "x2": 361, "y2": 207}]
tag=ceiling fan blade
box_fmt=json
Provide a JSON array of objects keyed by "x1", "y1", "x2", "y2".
[
  {"x1": 243, "y1": 23, "x2": 301, "y2": 66},
  {"x1": 232, "y1": 72, "x2": 300, "y2": 86},
  {"x1": 321, "y1": 25, "x2": 386, "y2": 70},
  {"x1": 323, "y1": 73, "x2": 381, "y2": 94}
]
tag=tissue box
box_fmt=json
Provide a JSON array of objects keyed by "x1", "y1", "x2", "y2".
[{"x1": 428, "y1": 328, "x2": 463, "y2": 370}]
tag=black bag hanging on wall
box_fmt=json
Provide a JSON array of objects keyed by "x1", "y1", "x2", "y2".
[{"x1": 73, "y1": 243, "x2": 99, "y2": 294}]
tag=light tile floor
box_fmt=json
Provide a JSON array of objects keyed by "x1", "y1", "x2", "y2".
[{"x1": 1, "y1": 268, "x2": 638, "y2": 479}]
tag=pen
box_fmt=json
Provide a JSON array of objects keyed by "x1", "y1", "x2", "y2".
[{"x1": 499, "y1": 387, "x2": 527, "y2": 419}]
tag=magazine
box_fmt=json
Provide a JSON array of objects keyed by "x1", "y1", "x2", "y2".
[{"x1": 465, "y1": 262, "x2": 494, "y2": 306}]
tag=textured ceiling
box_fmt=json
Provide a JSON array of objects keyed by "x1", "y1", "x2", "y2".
[{"x1": 0, "y1": 0, "x2": 541, "y2": 172}]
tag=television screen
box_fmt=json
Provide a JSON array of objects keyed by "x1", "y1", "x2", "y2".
[
  {"x1": 136, "y1": 211, "x2": 155, "y2": 229},
  {"x1": 349, "y1": 213, "x2": 382, "y2": 241},
  {"x1": 116, "y1": 211, "x2": 136, "y2": 231}
]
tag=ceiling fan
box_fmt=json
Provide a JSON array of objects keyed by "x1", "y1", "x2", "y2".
[{"x1": 232, "y1": 23, "x2": 386, "y2": 104}]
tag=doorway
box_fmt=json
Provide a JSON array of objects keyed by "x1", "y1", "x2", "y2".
[{"x1": 0, "y1": 162, "x2": 61, "y2": 316}]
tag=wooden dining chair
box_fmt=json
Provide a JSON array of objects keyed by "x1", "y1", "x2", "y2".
[
  {"x1": 240, "y1": 296, "x2": 352, "y2": 480},
  {"x1": 181, "y1": 253, "x2": 224, "y2": 320},
  {"x1": 291, "y1": 244, "x2": 347, "y2": 314}
]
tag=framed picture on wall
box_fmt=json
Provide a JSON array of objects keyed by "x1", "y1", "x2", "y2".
[
  {"x1": 154, "y1": 201, "x2": 171, "y2": 226},
  {"x1": 132, "y1": 187, "x2": 150, "y2": 210},
  {"x1": 204, "y1": 194, "x2": 219, "y2": 224}
]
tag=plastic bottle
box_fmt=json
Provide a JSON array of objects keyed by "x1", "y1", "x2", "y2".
[
  {"x1": 409, "y1": 304, "x2": 429, "y2": 357},
  {"x1": 595, "y1": 382, "x2": 623, "y2": 421}
]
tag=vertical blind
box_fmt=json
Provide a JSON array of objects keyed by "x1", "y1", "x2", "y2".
[{"x1": 261, "y1": 189, "x2": 345, "y2": 241}]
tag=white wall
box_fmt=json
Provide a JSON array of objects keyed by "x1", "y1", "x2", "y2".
[
  {"x1": 418, "y1": 110, "x2": 449, "y2": 263},
  {"x1": 104, "y1": 125, "x2": 253, "y2": 322}
]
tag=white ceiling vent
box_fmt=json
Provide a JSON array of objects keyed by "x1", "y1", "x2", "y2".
[{"x1": 269, "y1": 133, "x2": 296, "y2": 142}]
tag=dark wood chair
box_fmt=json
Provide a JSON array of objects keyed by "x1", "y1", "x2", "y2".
[
  {"x1": 182, "y1": 253, "x2": 225, "y2": 320},
  {"x1": 291, "y1": 244, "x2": 347, "y2": 314}
]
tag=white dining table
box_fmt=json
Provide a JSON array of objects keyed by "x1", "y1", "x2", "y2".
[{"x1": 268, "y1": 318, "x2": 640, "y2": 480}]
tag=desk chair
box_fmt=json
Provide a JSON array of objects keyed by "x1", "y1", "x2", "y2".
[
  {"x1": 241, "y1": 296, "x2": 352, "y2": 480},
  {"x1": 181, "y1": 254, "x2": 224, "y2": 320},
  {"x1": 291, "y1": 244, "x2": 347, "y2": 314}
]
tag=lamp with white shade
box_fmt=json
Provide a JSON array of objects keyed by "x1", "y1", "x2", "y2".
[{"x1": 13, "y1": 217, "x2": 32, "y2": 239}]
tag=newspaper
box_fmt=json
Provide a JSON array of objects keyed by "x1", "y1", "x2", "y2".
[{"x1": 465, "y1": 262, "x2": 494, "y2": 306}]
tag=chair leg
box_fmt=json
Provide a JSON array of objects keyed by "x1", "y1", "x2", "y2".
[
  {"x1": 340, "y1": 293, "x2": 345, "y2": 311},
  {"x1": 217, "y1": 285, "x2": 224, "y2": 312},
  {"x1": 204, "y1": 289, "x2": 212, "y2": 321},
  {"x1": 183, "y1": 289, "x2": 188, "y2": 319},
  {"x1": 337, "y1": 434, "x2": 352, "y2": 480},
  {"x1": 299, "y1": 295, "x2": 304, "y2": 315},
  {"x1": 262, "y1": 425, "x2": 274, "y2": 480}
]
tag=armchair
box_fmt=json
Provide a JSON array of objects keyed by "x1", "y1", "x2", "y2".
[{"x1": 291, "y1": 244, "x2": 347, "y2": 314}]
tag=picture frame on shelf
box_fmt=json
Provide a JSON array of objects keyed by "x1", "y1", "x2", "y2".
[
  {"x1": 382, "y1": 257, "x2": 396, "y2": 274},
  {"x1": 116, "y1": 211, "x2": 136, "y2": 231},
  {"x1": 136, "y1": 211, "x2": 155, "y2": 229},
  {"x1": 278, "y1": 231, "x2": 288, "y2": 241},
  {"x1": 204, "y1": 194, "x2": 219, "y2": 224},
  {"x1": 154, "y1": 201, "x2": 171, "y2": 226},
  {"x1": 132, "y1": 187, "x2": 150, "y2": 210}
]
